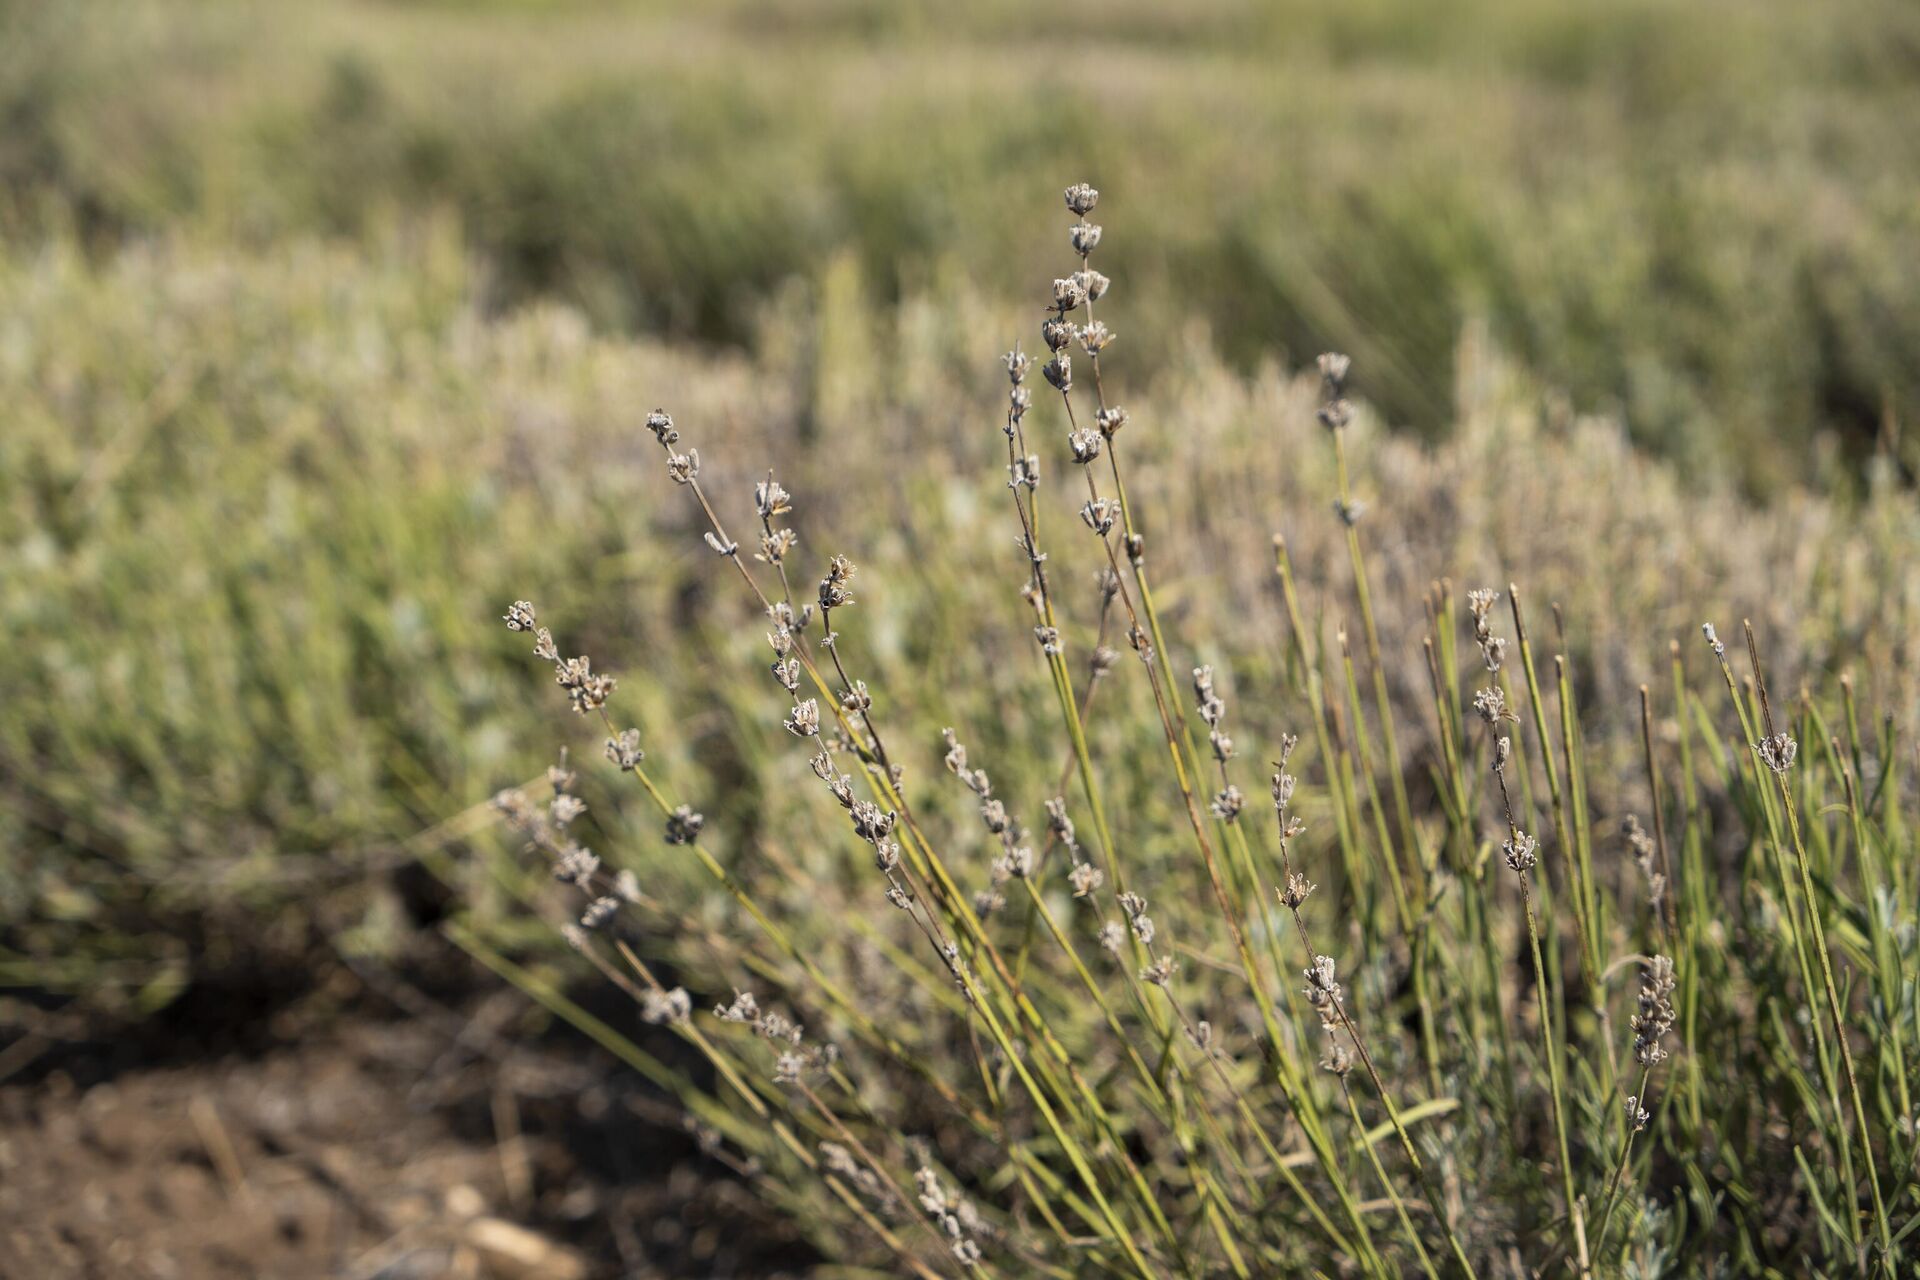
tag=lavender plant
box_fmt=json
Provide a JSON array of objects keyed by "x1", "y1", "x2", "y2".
[{"x1": 476, "y1": 184, "x2": 1920, "y2": 1278}]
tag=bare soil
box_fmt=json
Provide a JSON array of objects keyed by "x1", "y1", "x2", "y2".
[{"x1": 0, "y1": 960, "x2": 813, "y2": 1279}]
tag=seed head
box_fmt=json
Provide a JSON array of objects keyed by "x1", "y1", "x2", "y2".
[
  {"x1": 850, "y1": 800, "x2": 897, "y2": 843},
  {"x1": 1755, "y1": 732, "x2": 1798, "y2": 775},
  {"x1": 1009, "y1": 387, "x2": 1033, "y2": 426},
  {"x1": 716, "y1": 991, "x2": 760, "y2": 1023},
  {"x1": 755, "y1": 476, "x2": 793, "y2": 520},
  {"x1": 1051, "y1": 277, "x2": 1087, "y2": 313},
  {"x1": 1096, "y1": 405, "x2": 1128, "y2": 436},
  {"x1": 555, "y1": 655, "x2": 617, "y2": 714},
  {"x1": 759, "y1": 1011, "x2": 803, "y2": 1044},
  {"x1": 819, "y1": 555, "x2": 857, "y2": 610},
  {"x1": 943, "y1": 731, "x2": 991, "y2": 795},
  {"x1": 665, "y1": 448, "x2": 699, "y2": 485},
  {"x1": 1074, "y1": 269, "x2": 1111, "y2": 303},
  {"x1": 665, "y1": 804, "x2": 705, "y2": 846},
  {"x1": 1069, "y1": 222, "x2": 1103, "y2": 256},
  {"x1": 645, "y1": 409, "x2": 678, "y2": 444},
  {"x1": 642, "y1": 987, "x2": 691, "y2": 1025},
  {"x1": 554, "y1": 843, "x2": 600, "y2": 886},
  {"x1": 1064, "y1": 183, "x2": 1100, "y2": 216},
  {"x1": 493, "y1": 788, "x2": 534, "y2": 825},
  {"x1": 1468, "y1": 588, "x2": 1507, "y2": 671},
  {"x1": 1316, "y1": 352, "x2": 1351, "y2": 392},
  {"x1": 1069, "y1": 862, "x2": 1104, "y2": 898},
  {"x1": 768, "y1": 600, "x2": 814, "y2": 632},
  {"x1": 1192, "y1": 666, "x2": 1226, "y2": 726},
  {"x1": 1472, "y1": 686, "x2": 1513, "y2": 726},
  {"x1": 1503, "y1": 830, "x2": 1538, "y2": 873},
  {"x1": 1304, "y1": 954, "x2": 1339, "y2": 994},
  {"x1": 785, "y1": 699, "x2": 821, "y2": 737},
  {"x1": 1043, "y1": 796, "x2": 1075, "y2": 846},
  {"x1": 1043, "y1": 355, "x2": 1072, "y2": 394},
  {"x1": 995, "y1": 846, "x2": 1035, "y2": 880},
  {"x1": 1080, "y1": 497, "x2": 1117, "y2": 535},
  {"x1": 504, "y1": 600, "x2": 538, "y2": 632},
  {"x1": 1632, "y1": 954, "x2": 1677, "y2": 1067},
  {"x1": 840, "y1": 680, "x2": 872, "y2": 713},
  {"x1": 757, "y1": 528, "x2": 796, "y2": 563},
  {"x1": 605, "y1": 728, "x2": 644, "y2": 770},
  {"x1": 978, "y1": 798, "x2": 1009, "y2": 834},
  {"x1": 1303, "y1": 955, "x2": 1344, "y2": 1029}
]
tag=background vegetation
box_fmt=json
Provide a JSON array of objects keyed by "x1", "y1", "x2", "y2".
[
  {"x1": 5, "y1": 1, "x2": 1920, "y2": 1275},
  {"x1": 8, "y1": 0, "x2": 1920, "y2": 487}
]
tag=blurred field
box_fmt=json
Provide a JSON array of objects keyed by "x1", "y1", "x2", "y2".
[
  {"x1": 7, "y1": 2, "x2": 1920, "y2": 1276},
  {"x1": 8, "y1": 0, "x2": 1920, "y2": 488}
]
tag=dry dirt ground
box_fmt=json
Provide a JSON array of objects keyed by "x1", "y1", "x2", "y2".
[{"x1": 0, "y1": 964, "x2": 813, "y2": 1279}]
